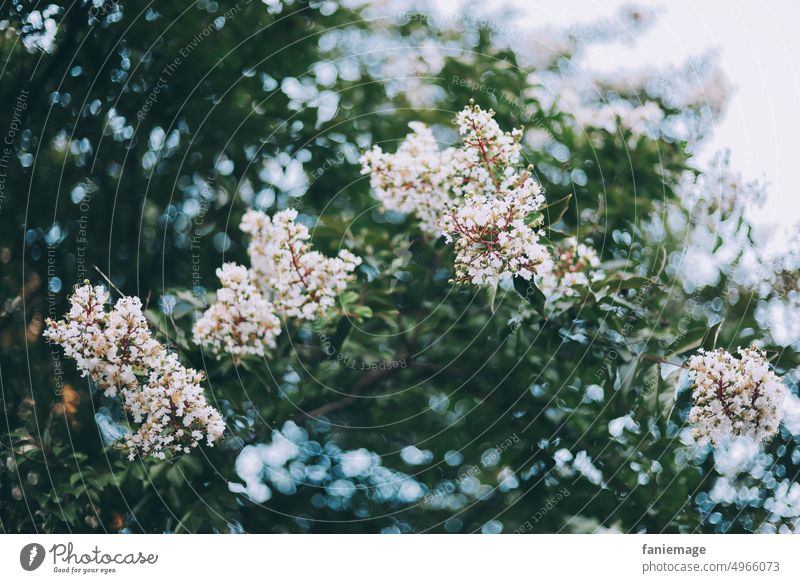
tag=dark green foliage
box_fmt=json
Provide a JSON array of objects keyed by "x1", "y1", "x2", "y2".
[{"x1": 1, "y1": 1, "x2": 798, "y2": 534}]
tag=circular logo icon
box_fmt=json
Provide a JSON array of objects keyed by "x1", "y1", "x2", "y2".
[{"x1": 20, "y1": 543, "x2": 46, "y2": 571}]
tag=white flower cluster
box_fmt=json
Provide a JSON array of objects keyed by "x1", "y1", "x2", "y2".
[
  {"x1": 451, "y1": 104, "x2": 523, "y2": 197},
  {"x1": 438, "y1": 105, "x2": 550, "y2": 286},
  {"x1": 439, "y1": 174, "x2": 549, "y2": 285},
  {"x1": 45, "y1": 284, "x2": 225, "y2": 460},
  {"x1": 192, "y1": 263, "x2": 281, "y2": 358},
  {"x1": 537, "y1": 237, "x2": 602, "y2": 297},
  {"x1": 360, "y1": 122, "x2": 462, "y2": 235},
  {"x1": 361, "y1": 104, "x2": 549, "y2": 285},
  {"x1": 240, "y1": 208, "x2": 362, "y2": 320},
  {"x1": 123, "y1": 351, "x2": 225, "y2": 459},
  {"x1": 361, "y1": 103, "x2": 600, "y2": 291},
  {"x1": 194, "y1": 209, "x2": 361, "y2": 359},
  {"x1": 687, "y1": 347, "x2": 786, "y2": 447}
]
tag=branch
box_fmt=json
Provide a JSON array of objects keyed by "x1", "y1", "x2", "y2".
[
  {"x1": 298, "y1": 354, "x2": 411, "y2": 421},
  {"x1": 299, "y1": 370, "x2": 390, "y2": 420},
  {"x1": 297, "y1": 359, "x2": 458, "y2": 422}
]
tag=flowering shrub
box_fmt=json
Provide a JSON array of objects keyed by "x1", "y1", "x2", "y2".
[
  {"x1": 45, "y1": 285, "x2": 225, "y2": 460},
  {"x1": 36, "y1": 91, "x2": 800, "y2": 531},
  {"x1": 4, "y1": 2, "x2": 800, "y2": 535}
]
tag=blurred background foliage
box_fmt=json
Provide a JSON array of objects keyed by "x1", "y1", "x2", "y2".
[{"x1": 1, "y1": 0, "x2": 799, "y2": 533}]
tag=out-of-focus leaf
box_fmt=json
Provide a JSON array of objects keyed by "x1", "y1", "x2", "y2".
[
  {"x1": 513, "y1": 276, "x2": 546, "y2": 317},
  {"x1": 700, "y1": 320, "x2": 723, "y2": 350},
  {"x1": 542, "y1": 193, "x2": 572, "y2": 226},
  {"x1": 330, "y1": 316, "x2": 353, "y2": 355},
  {"x1": 712, "y1": 234, "x2": 724, "y2": 254},
  {"x1": 666, "y1": 327, "x2": 707, "y2": 357},
  {"x1": 617, "y1": 276, "x2": 652, "y2": 290}
]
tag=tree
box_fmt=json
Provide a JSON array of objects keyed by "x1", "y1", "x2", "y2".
[{"x1": 1, "y1": 1, "x2": 798, "y2": 534}]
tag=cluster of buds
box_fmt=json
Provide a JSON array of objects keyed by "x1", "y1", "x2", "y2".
[
  {"x1": 45, "y1": 284, "x2": 225, "y2": 460},
  {"x1": 687, "y1": 347, "x2": 786, "y2": 447}
]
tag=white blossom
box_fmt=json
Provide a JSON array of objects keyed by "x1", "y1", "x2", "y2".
[
  {"x1": 123, "y1": 352, "x2": 225, "y2": 460},
  {"x1": 452, "y1": 103, "x2": 523, "y2": 199},
  {"x1": 359, "y1": 103, "x2": 524, "y2": 235},
  {"x1": 240, "y1": 208, "x2": 362, "y2": 320},
  {"x1": 359, "y1": 122, "x2": 462, "y2": 235},
  {"x1": 435, "y1": 105, "x2": 551, "y2": 286},
  {"x1": 43, "y1": 285, "x2": 160, "y2": 398},
  {"x1": 45, "y1": 283, "x2": 225, "y2": 460},
  {"x1": 193, "y1": 263, "x2": 281, "y2": 358},
  {"x1": 361, "y1": 103, "x2": 601, "y2": 294},
  {"x1": 687, "y1": 347, "x2": 786, "y2": 447},
  {"x1": 537, "y1": 237, "x2": 602, "y2": 297},
  {"x1": 438, "y1": 175, "x2": 549, "y2": 286}
]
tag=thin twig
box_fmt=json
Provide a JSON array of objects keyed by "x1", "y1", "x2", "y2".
[{"x1": 92, "y1": 265, "x2": 125, "y2": 297}]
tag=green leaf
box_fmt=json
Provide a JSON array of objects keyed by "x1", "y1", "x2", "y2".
[
  {"x1": 617, "y1": 276, "x2": 652, "y2": 290},
  {"x1": 524, "y1": 211, "x2": 544, "y2": 226},
  {"x1": 712, "y1": 233, "x2": 724, "y2": 254},
  {"x1": 352, "y1": 305, "x2": 373, "y2": 319},
  {"x1": 329, "y1": 316, "x2": 353, "y2": 355},
  {"x1": 339, "y1": 291, "x2": 360, "y2": 309},
  {"x1": 488, "y1": 281, "x2": 499, "y2": 314},
  {"x1": 166, "y1": 464, "x2": 185, "y2": 488},
  {"x1": 700, "y1": 320, "x2": 723, "y2": 351},
  {"x1": 170, "y1": 289, "x2": 207, "y2": 308},
  {"x1": 542, "y1": 193, "x2": 572, "y2": 226},
  {"x1": 513, "y1": 276, "x2": 546, "y2": 317},
  {"x1": 666, "y1": 327, "x2": 707, "y2": 357}
]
